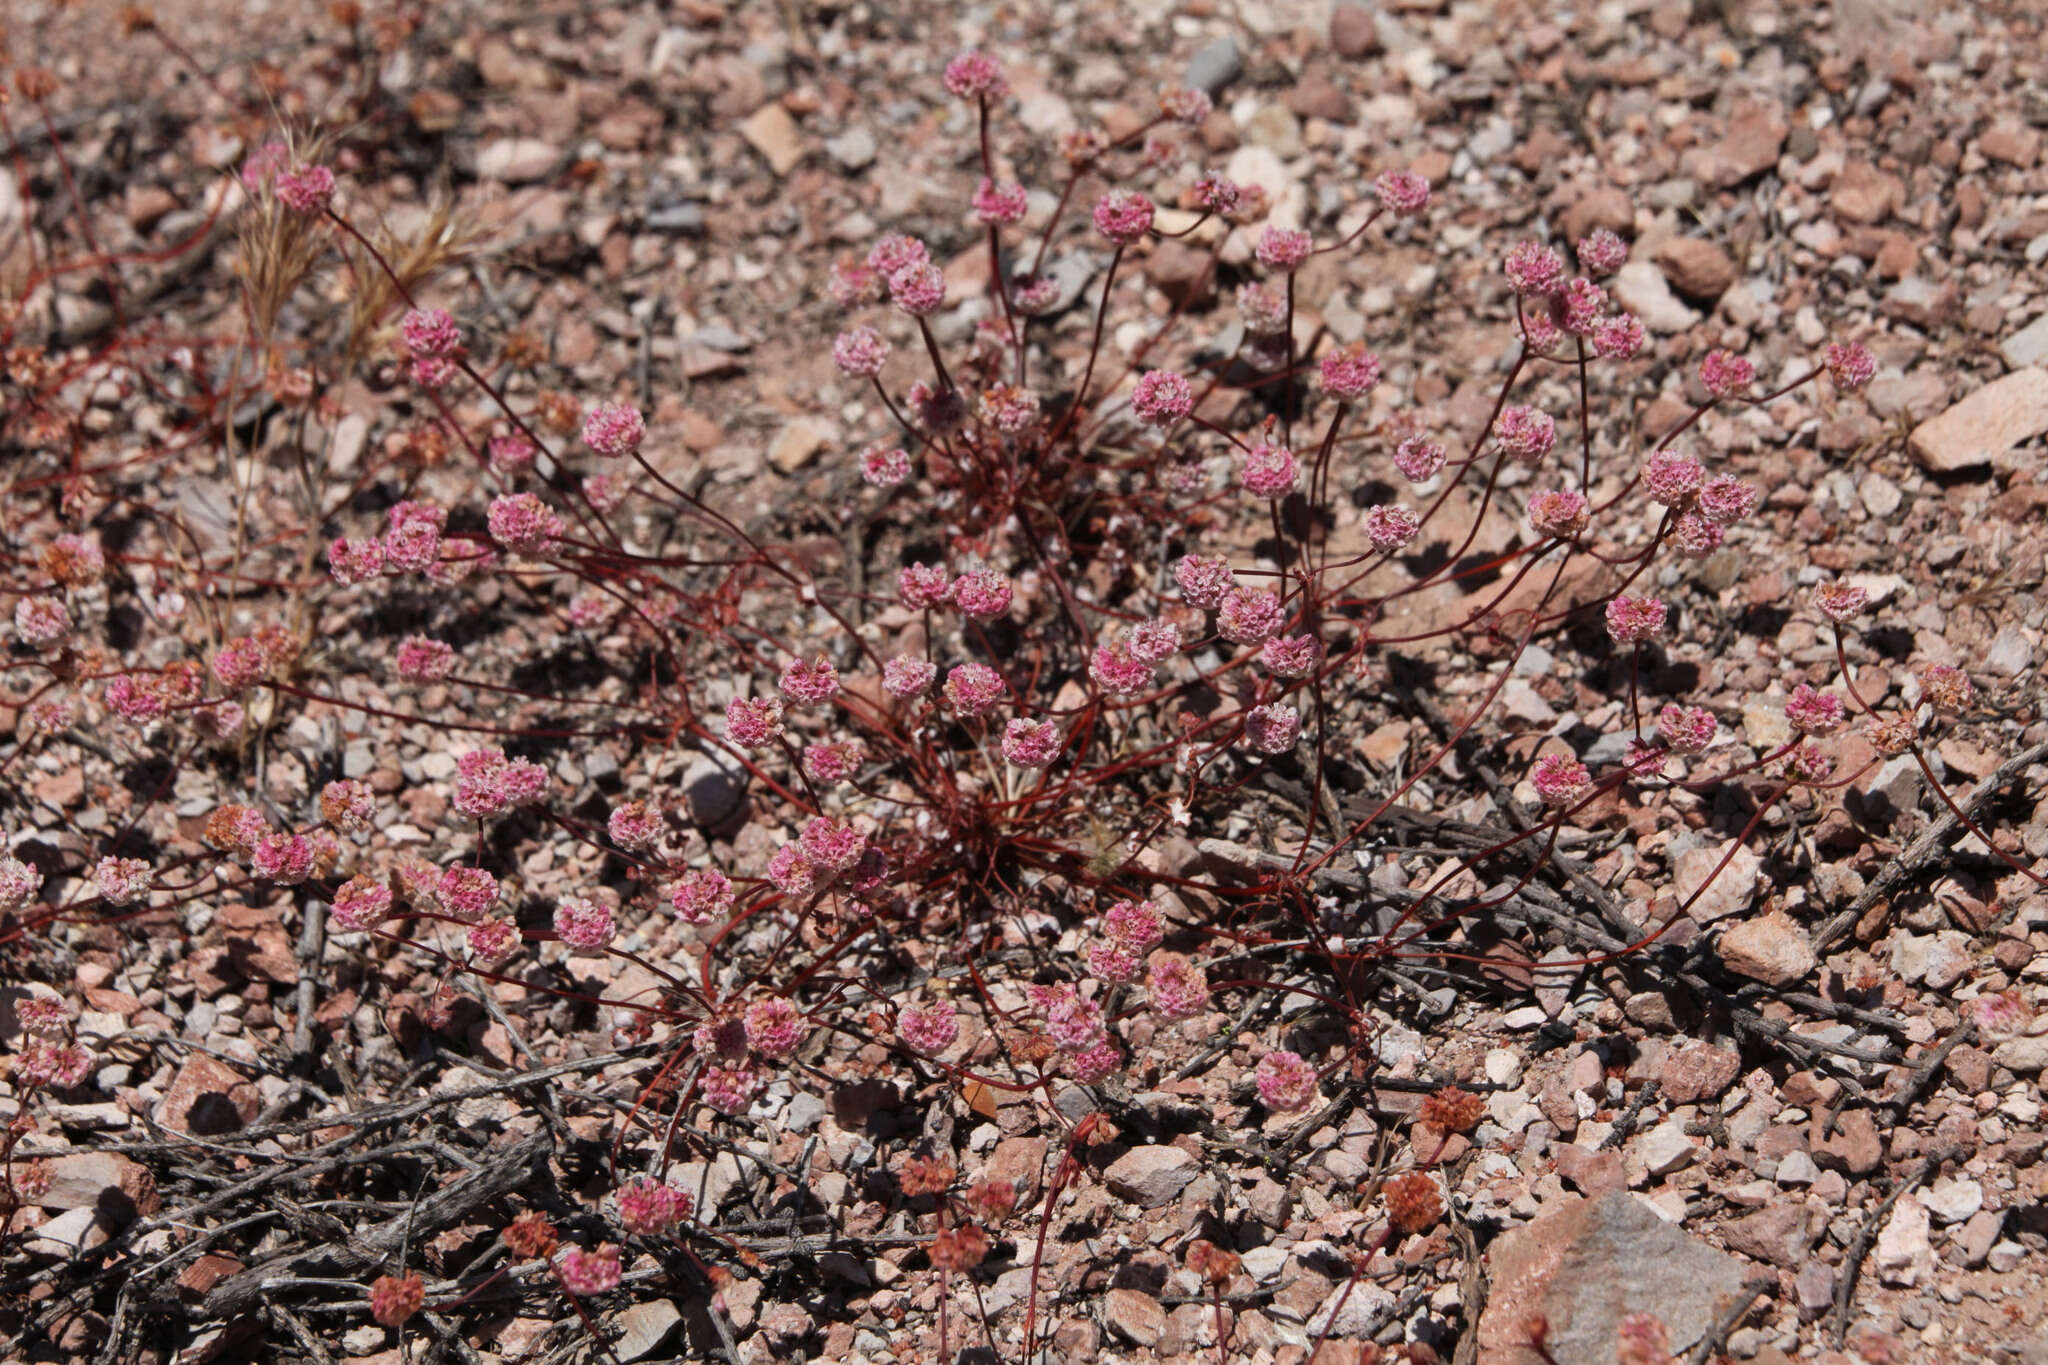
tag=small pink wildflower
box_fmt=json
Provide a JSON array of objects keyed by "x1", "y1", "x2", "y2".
[
  {"x1": 1824, "y1": 341, "x2": 1876, "y2": 391},
  {"x1": 0, "y1": 855, "x2": 42, "y2": 910},
  {"x1": 1699, "y1": 350, "x2": 1755, "y2": 400},
  {"x1": 1010, "y1": 273, "x2": 1060, "y2": 314},
  {"x1": 1813, "y1": 582, "x2": 1869, "y2": 624},
  {"x1": 1785, "y1": 683, "x2": 1845, "y2": 736},
  {"x1": 866, "y1": 232, "x2": 928, "y2": 276},
  {"x1": 1126, "y1": 618, "x2": 1181, "y2": 664},
  {"x1": 1493, "y1": 405, "x2": 1556, "y2": 464},
  {"x1": 1642, "y1": 449, "x2": 1704, "y2": 506},
  {"x1": 1604, "y1": 595, "x2": 1668, "y2": 645},
  {"x1": 608, "y1": 800, "x2": 662, "y2": 852},
  {"x1": 701, "y1": 1064, "x2": 764, "y2": 1115},
  {"x1": 1029, "y1": 983, "x2": 1107, "y2": 1052},
  {"x1": 952, "y1": 569, "x2": 1013, "y2": 621},
  {"x1": 802, "y1": 740, "x2": 866, "y2": 784},
  {"x1": 669, "y1": 867, "x2": 734, "y2": 924},
  {"x1": 93, "y1": 856, "x2": 151, "y2": 906},
  {"x1": 1556, "y1": 277, "x2": 1607, "y2": 336},
  {"x1": 1504, "y1": 241, "x2": 1566, "y2": 296},
  {"x1": 466, "y1": 918, "x2": 520, "y2": 966},
  {"x1": 1132, "y1": 370, "x2": 1193, "y2": 427},
  {"x1": 944, "y1": 663, "x2": 1006, "y2": 715},
  {"x1": 1697, "y1": 474, "x2": 1759, "y2": 525},
  {"x1": 616, "y1": 1179, "x2": 690, "y2": 1237},
  {"x1": 1318, "y1": 343, "x2": 1381, "y2": 400},
  {"x1": 1068, "y1": 1041, "x2": 1122, "y2": 1085},
  {"x1": 1175, "y1": 554, "x2": 1237, "y2": 609},
  {"x1": 724, "y1": 696, "x2": 785, "y2": 750},
  {"x1": 1261, "y1": 634, "x2": 1322, "y2": 679},
  {"x1": 1530, "y1": 751, "x2": 1591, "y2": 805},
  {"x1": 395, "y1": 635, "x2": 456, "y2": 684},
  {"x1": 1363, "y1": 504, "x2": 1422, "y2": 552},
  {"x1": 1237, "y1": 281, "x2": 1288, "y2": 335},
  {"x1": 16, "y1": 996, "x2": 70, "y2": 1036},
  {"x1": 1394, "y1": 435, "x2": 1447, "y2": 482},
  {"x1": 1086, "y1": 939, "x2": 1141, "y2": 985},
  {"x1": 14, "y1": 597, "x2": 69, "y2": 647},
  {"x1": 1159, "y1": 86, "x2": 1212, "y2": 125},
  {"x1": 401, "y1": 307, "x2": 462, "y2": 359},
  {"x1": 556, "y1": 1245, "x2": 622, "y2": 1297},
  {"x1": 382, "y1": 518, "x2": 443, "y2": 576},
  {"x1": 438, "y1": 865, "x2": 499, "y2": 922},
  {"x1": 887, "y1": 262, "x2": 946, "y2": 316},
  {"x1": 582, "y1": 402, "x2": 645, "y2": 459},
  {"x1": 321, "y1": 779, "x2": 376, "y2": 834},
  {"x1": 1102, "y1": 899, "x2": 1165, "y2": 951},
  {"x1": 1671, "y1": 510, "x2": 1723, "y2": 558},
  {"x1": 251, "y1": 833, "x2": 317, "y2": 885},
  {"x1": 778, "y1": 655, "x2": 840, "y2": 706},
  {"x1": 833, "y1": 325, "x2": 890, "y2": 378},
  {"x1": 883, "y1": 655, "x2": 938, "y2": 698},
  {"x1": 240, "y1": 140, "x2": 287, "y2": 191},
  {"x1": 1244, "y1": 702, "x2": 1301, "y2": 754},
  {"x1": 943, "y1": 49, "x2": 1008, "y2": 101},
  {"x1": 17, "y1": 1041, "x2": 94, "y2": 1090},
  {"x1": 1241, "y1": 440, "x2": 1300, "y2": 498},
  {"x1": 1786, "y1": 741, "x2": 1833, "y2": 783},
  {"x1": 1216, "y1": 587, "x2": 1285, "y2": 645},
  {"x1": 274, "y1": 162, "x2": 335, "y2": 214},
  {"x1": 766, "y1": 843, "x2": 815, "y2": 899},
  {"x1": 1520, "y1": 308, "x2": 1563, "y2": 354},
  {"x1": 1147, "y1": 957, "x2": 1210, "y2": 1020},
  {"x1": 1091, "y1": 189, "x2": 1154, "y2": 246},
  {"x1": 1592, "y1": 313, "x2": 1647, "y2": 360},
  {"x1": 488, "y1": 432, "x2": 536, "y2": 473},
  {"x1": 860, "y1": 445, "x2": 912, "y2": 486},
  {"x1": 1374, "y1": 170, "x2": 1430, "y2": 216},
  {"x1": 1001, "y1": 718, "x2": 1062, "y2": 768},
  {"x1": 799, "y1": 816, "x2": 867, "y2": 874},
  {"x1": 1192, "y1": 170, "x2": 1241, "y2": 215},
  {"x1": 1576, "y1": 229, "x2": 1628, "y2": 277},
  {"x1": 1922, "y1": 663, "x2": 1973, "y2": 713},
  {"x1": 744, "y1": 997, "x2": 808, "y2": 1060},
  {"x1": 1527, "y1": 488, "x2": 1590, "y2": 541},
  {"x1": 330, "y1": 875, "x2": 392, "y2": 932},
  {"x1": 328, "y1": 536, "x2": 385, "y2": 584},
  {"x1": 898, "y1": 563, "x2": 953, "y2": 609},
  {"x1": 487, "y1": 493, "x2": 564, "y2": 554},
  {"x1": 1255, "y1": 225, "x2": 1312, "y2": 272},
  {"x1": 553, "y1": 897, "x2": 615, "y2": 950},
  {"x1": 898, "y1": 999, "x2": 959, "y2": 1055},
  {"x1": 210, "y1": 636, "x2": 270, "y2": 693},
  {"x1": 1255, "y1": 1051, "x2": 1319, "y2": 1112},
  {"x1": 1658, "y1": 703, "x2": 1719, "y2": 754},
  {"x1": 972, "y1": 177, "x2": 1029, "y2": 225}
]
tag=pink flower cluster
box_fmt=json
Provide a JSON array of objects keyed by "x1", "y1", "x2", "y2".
[
  {"x1": 583, "y1": 401, "x2": 645, "y2": 458},
  {"x1": 452, "y1": 747, "x2": 549, "y2": 820},
  {"x1": 669, "y1": 866, "x2": 735, "y2": 923},
  {"x1": 554, "y1": 896, "x2": 617, "y2": 950}
]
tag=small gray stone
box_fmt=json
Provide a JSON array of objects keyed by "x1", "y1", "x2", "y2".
[
  {"x1": 683, "y1": 753, "x2": 747, "y2": 830},
  {"x1": 1186, "y1": 36, "x2": 1242, "y2": 95},
  {"x1": 1612, "y1": 261, "x2": 1700, "y2": 334},
  {"x1": 2002, "y1": 313, "x2": 2048, "y2": 371},
  {"x1": 824, "y1": 126, "x2": 876, "y2": 172}
]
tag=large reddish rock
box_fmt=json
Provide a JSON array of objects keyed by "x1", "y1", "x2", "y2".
[
  {"x1": 33, "y1": 1152, "x2": 160, "y2": 1223},
  {"x1": 1654, "y1": 238, "x2": 1737, "y2": 301},
  {"x1": 1478, "y1": 1191, "x2": 1750, "y2": 1361},
  {"x1": 158, "y1": 1055, "x2": 260, "y2": 1136},
  {"x1": 1717, "y1": 912, "x2": 1817, "y2": 986},
  {"x1": 1908, "y1": 368, "x2": 2048, "y2": 472},
  {"x1": 1104, "y1": 1145, "x2": 1198, "y2": 1207},
  {"x1": 1831, "y1": 161, "x2": 1904, "y2": 225},
  {"x1": 1660, "y1": 1042, "x2": 1742, "y2": 1104},
  {"x1": 1689, "y1": 104, "x2": 1787, "y2": 187}
]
